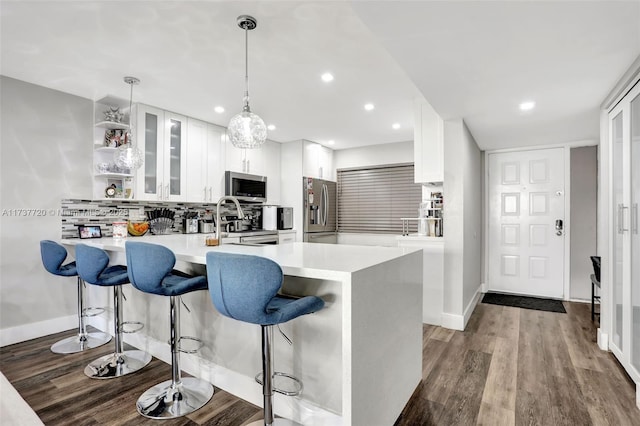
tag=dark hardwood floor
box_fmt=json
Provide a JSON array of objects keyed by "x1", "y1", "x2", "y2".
[{"x1": 1, "y1": 301, "x2": 638, "y2": 425}]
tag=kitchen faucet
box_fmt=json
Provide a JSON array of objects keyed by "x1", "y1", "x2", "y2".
[{"x1": 216, "y1": 196, "x2": 245, "y2": 242}]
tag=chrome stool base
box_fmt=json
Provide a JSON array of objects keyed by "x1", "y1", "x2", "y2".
[
  {"x1": 136, "y1": 377, "x2": 214, "y2": 419},
  {"x1": 84, "y1": 350, "x2": 152, "y2": 379},
  {"x1": 246, "y1": 418, "x2": 301, "y2": 426},
  {"x1": 50, "y1": 331, "x2": 111, "y2": 354}
]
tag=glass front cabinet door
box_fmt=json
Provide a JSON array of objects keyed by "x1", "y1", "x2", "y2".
[{"x1": 135, "y1": 105, "x2": 187, "y2": 201}]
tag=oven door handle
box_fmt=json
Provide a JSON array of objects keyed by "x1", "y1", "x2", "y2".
[{"x1": 240, "y1": 235, "x2": 279, "y2": 244}]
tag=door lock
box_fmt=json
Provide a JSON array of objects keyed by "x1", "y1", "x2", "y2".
[{"x1": 555, "y1": 219, "x2": 563, "y2": 236}]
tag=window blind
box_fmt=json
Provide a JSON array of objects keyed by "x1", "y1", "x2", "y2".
[{"x1": 337, "y1": 163, "x2": 422, "y2": 234}]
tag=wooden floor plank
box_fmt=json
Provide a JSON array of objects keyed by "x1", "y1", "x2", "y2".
[{"x1": 2, "y1": 301, "x2": 638, "y2": 425}]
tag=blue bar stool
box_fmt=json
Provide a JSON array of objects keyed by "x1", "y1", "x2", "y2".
[
  {"x1": 40, "y1": 240, "x2": 111, "y2": 354},
  {"x1": 206, "y1": 252, "x2": 324, "y2": 426},
  {"x1": 126, "y1": 241, "x2": 214, "y2": 419},
  {"x1": 75, "y1": 244, "x2": 152, "y2": 379}
]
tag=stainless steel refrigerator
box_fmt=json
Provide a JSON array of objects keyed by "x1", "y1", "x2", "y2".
[{"x1": 303, "y1": 177, "x2": 337, "y2": 243}]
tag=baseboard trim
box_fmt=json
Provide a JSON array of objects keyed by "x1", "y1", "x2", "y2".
[
  {"x1": 441, "y1": 285, "x2": 483, "y2": 331},
  {"x1": 0, "y1": 315, "x2": 78, "y2": 347},
  {"x1": 597, "y1": 328, "x2": 609, "y2": 351}
]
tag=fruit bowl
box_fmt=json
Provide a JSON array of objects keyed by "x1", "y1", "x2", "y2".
[{"x1": 128, "y1": 220, "x2": 149, "y2": 236}]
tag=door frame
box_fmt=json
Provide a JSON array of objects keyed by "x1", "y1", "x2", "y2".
[{"x1": 483, "y1": 141, "x2": 598, "y2": 301}]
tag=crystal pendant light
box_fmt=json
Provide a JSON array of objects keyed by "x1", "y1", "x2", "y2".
[
  {"x1": 114, "y1": 76, "x2": 144, "y2": 170},
  {"x1": 228, "y1": 15, "x2": 267, "y2": 149}
]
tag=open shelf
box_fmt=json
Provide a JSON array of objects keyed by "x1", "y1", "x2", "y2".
[{"x1": 94, "y1": 121, "x2": 129, "y2": 130}]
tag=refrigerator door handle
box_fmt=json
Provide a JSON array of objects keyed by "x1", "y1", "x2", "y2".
[{"x1": 323, "y1": 183, "x2": 329, "y2": 226}]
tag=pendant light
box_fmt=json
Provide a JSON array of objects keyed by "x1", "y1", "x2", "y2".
[
  {"x1": 114, "y1": 76, "x2": 144, "y2": 170},
  {"x1": 227, "y1": 15, "x2": 267, "y2": 149}
]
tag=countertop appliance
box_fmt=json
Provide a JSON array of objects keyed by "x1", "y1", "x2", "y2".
[
  {"x1": 225, "y1": 171, "x2": 267, "y2": 203},
  {"x1": 262, "y1": 206, "x2": 293, "y2": 230},
  {"x1": 303, "y1": 177, "x2": 337, "y2": 243}
]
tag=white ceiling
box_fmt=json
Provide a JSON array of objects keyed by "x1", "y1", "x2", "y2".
[{"x1": 1, "y1": 1, "x2": 639, "y2": 152}]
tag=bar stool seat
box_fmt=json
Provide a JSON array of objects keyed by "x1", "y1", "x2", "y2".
[
  {"x1": 40, "y1": 240, "x2": 111, "y2": 354},
  {"x1": 75, "y1": 244, "x2": 151, "y2": 379},
  {"x1": 206, "y1": 252, "x2": 324, "y2": 426},
  {"x1": 126, "y1": 241, "x2": 214, "y2": 419}
]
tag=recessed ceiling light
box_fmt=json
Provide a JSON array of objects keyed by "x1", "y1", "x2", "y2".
[
  {"x1": 519, "y1": 101, "x2": 535, "y2": 111},
  {"x1": 321, "y1": 72, "x2": 334, "y2": 82},
  {"x1": 267, "y1": 124, "x2": 276, "y2": 131},
  {"x1": 364, "y1": 103, "x2": 375, "y2": 111},
  {"x1": 327, "y1": 140, "x2": 335, "y2": 146},
  {"x1": 214, "y1": 106, "x2": 225, "y2": 113},
  {"x1": 392, "y1": 123, "x2": 401, "y2": 130}
]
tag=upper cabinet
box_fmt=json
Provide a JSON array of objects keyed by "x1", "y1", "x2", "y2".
[
  {"x1": 414, "y1": 98, "x2": 444, "y2": 184},
  {"x1": 135, "y1": 104, "x2": 187, "y2": 201},
  {"x1": 186, "y1": 119, "x2": 224, "y2": 203},
  {"x1": 302, "y1": 140, "x2": 334, "y2": 181}
]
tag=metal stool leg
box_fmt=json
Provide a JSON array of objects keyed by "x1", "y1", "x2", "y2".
[
  {"x1": 51, "y1": 277, "x2": 111, "y2": 354},
  {"x1": 136, "y1": 296, "x2": 213, "y2": 419},
  {"x1": 247, "y1": 325, "x2": 300, "y2": 426},
  {"x1": 85, "y1": 285, "x2": 151, "y2": 379}
]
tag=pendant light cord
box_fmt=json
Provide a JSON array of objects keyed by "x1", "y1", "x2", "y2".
[{"x1": 243, "y1": 25, "x2": 250, "y2": 110}]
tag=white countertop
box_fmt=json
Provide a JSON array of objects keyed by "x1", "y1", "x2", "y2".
[{"x1": 62, "y1": 234, "x2": 420, "y2": 281}]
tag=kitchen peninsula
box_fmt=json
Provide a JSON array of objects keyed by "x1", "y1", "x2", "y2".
[{"x1": 61, "y1": 235, "x2": 423, "y2": 426}]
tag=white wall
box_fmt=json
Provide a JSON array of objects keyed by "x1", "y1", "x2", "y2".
[
  {"x1": 570, "y1": 146, "x2": 598, "y2": 300},
  {"x1": 0, "y1": 76, "x2": 93, "y2": 342},
  {"x1": 333, "y1": 140, "x2": 413, "y2": 170},
  {"x1": 442, "y1": 119, "x2": 483, "y2": 329}
]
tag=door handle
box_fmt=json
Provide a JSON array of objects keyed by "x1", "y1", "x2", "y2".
[
  {"x1": 619, "y1": 204, "x2": 629, "y2": 233},
  {"x1": 633, "y1": 203, "x2": 638, "y2": 234}
]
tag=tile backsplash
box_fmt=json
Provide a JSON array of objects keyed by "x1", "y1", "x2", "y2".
[{"x1": 60, "y1": 199, "x2": 262, "y2": 238}]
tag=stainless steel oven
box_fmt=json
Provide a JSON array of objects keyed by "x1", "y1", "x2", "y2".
[{"x1": 239, "y1": 233, "x2": 279, "y2": 245}]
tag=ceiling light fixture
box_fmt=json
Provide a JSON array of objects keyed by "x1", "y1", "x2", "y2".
[
  {"x1": 392, "y1": 123, "x2": 401, "y2": 130},
  {"x1": 113, "y1": 76, "x2": 144, "y2": 171},
  {"x1": 321, "y1": 72, "x2": 334, "y2": 82},
  {"x1": 227, "y1": 15, "x2": 267, "y2": 149},
  {"x1": 519, "y1": 101, "x2": 535, "y2": 111},
  {"x1": 214, "y1": 106, "x2": 225, "y2": 113},
  {"x1": 267, "y1": 124, "x2": 276, "y2": 131},
  {"x1": 364, "y1": 103, "x2": 375, "y2": 111}
]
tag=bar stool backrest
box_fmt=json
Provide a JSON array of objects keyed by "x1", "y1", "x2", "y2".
[
  {"x1": 40, "y1": 240, "x2": 76, "y2": 276},
  {"x1": 206, "y1": 252, "x2": 283, "y2": 325},
  {"x1": 125, "y1": 242, "x2": 176, "y2": 294},
  {"x1": 76, "y1": 244, "x2": 110, "y2": 284}
]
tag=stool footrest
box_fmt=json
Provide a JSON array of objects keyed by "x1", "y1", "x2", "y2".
[
  {"x1": 255, "y1": 371, "x2": 303, "y2": 396},
  {"x1": 176, "y1": 336, "x2": 204, "y2": 354},
  {"x1": 121, "y1": 321, "x2": 144, "y2": 334},
  {"x1": 82, "y1": 307, "x2": 105, "y2": 317}
]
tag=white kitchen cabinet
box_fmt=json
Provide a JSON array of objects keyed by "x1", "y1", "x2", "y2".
[
  {"x1": 303, "y1": 140, "x2": 334, "y2": 180},
  {"x1": 135, "y1": 105, "x2": 187, "y2": 201},
  {"x1": 278, "y1": 230, "x2": 296, "y2": 244},
  {"x1": 186, "y1": 119, "x2": 223, "y2": 203},
  {"x1": 414, "y1": 98, "x2": 444, "y2": 184},
  {"x1": 224, "y1": 138, "x2": 265, "y2": 175}
]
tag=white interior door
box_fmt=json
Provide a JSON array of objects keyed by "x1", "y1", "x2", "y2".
[{"x1": 488, "y1": 148, "x2": 566, "y2": 298}]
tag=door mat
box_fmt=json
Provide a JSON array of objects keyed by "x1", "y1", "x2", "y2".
[{"x1": 482, "y1": 292, "x2": 566, "y2": 313}]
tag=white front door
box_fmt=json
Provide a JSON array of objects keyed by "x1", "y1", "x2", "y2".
[{"x1": 487, "y1": 148, "x2": 566, "y2": 298}]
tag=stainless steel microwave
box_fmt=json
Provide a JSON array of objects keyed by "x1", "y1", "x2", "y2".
[{"x1": 224, "y1": 171, "x2": 267, "y2": 203}]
